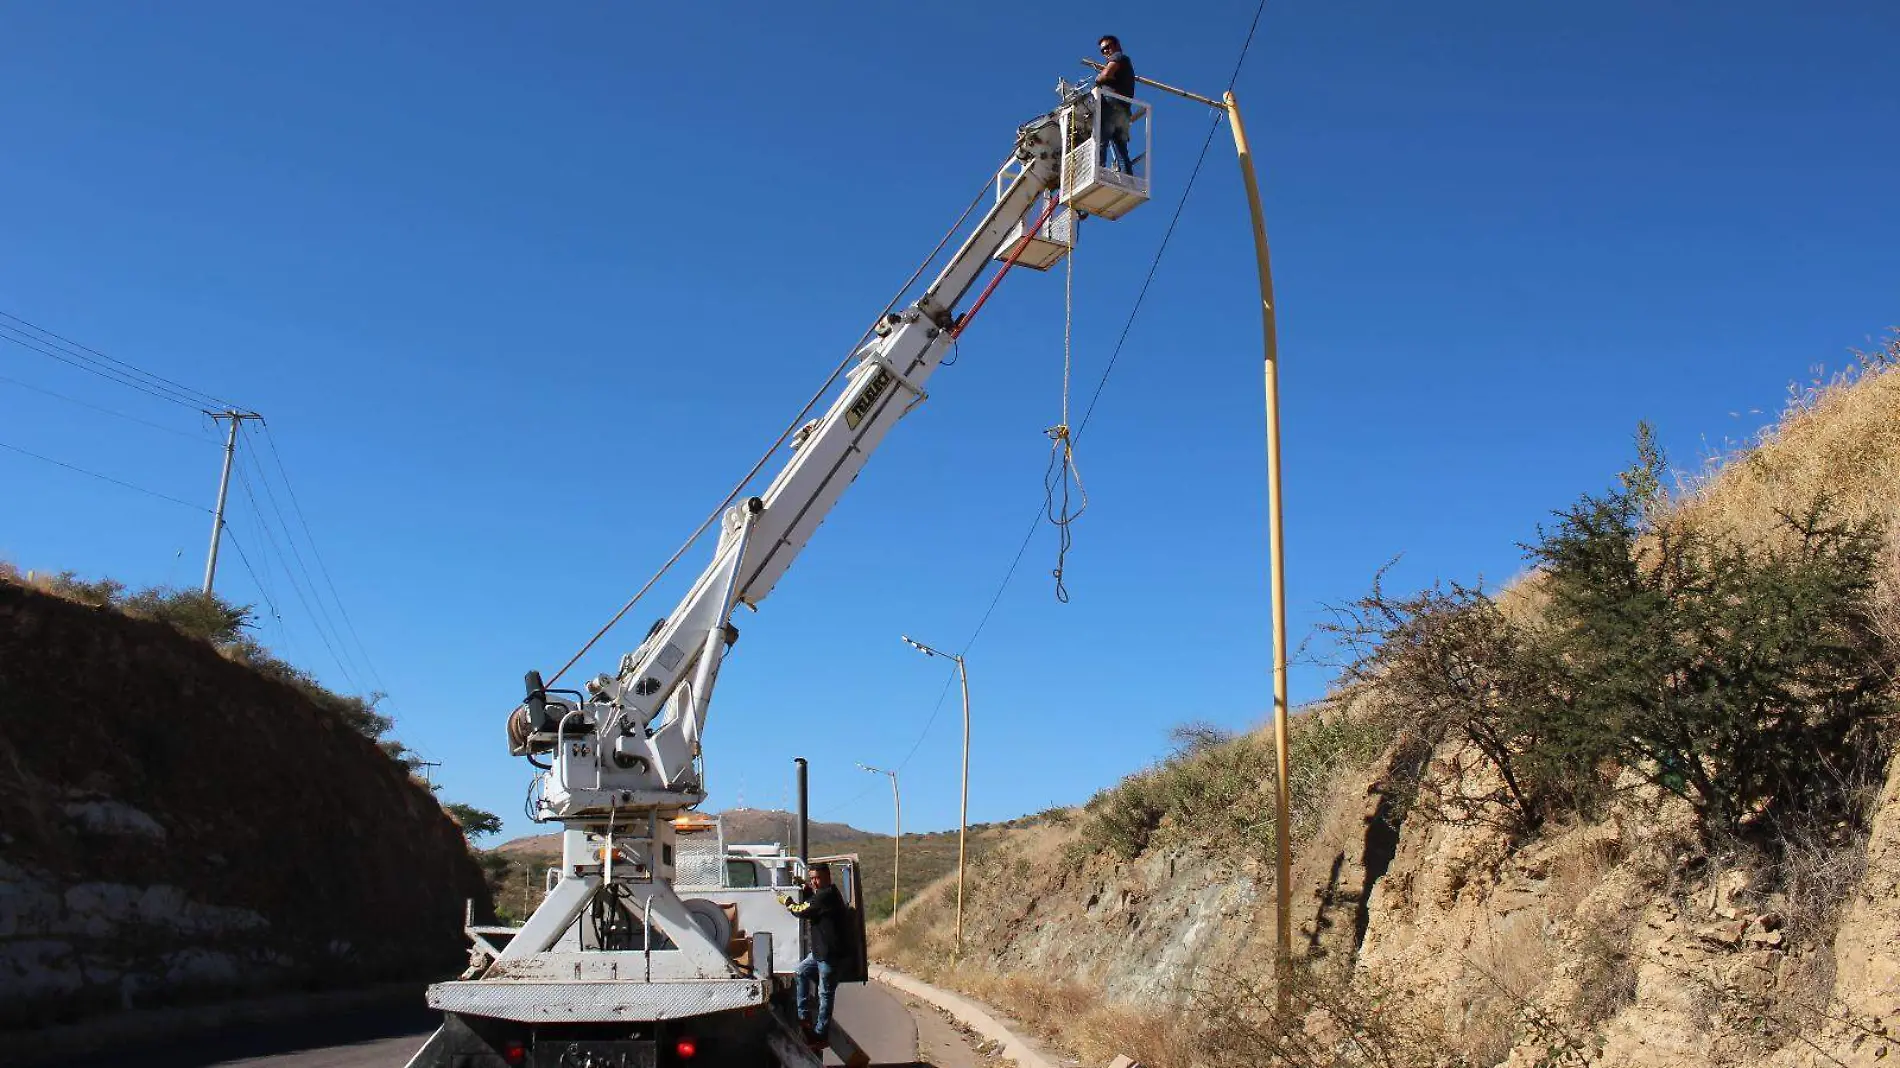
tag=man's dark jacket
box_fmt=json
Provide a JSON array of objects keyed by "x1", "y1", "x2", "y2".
[{"x1": 791, "y1": 884, "x2": 853, "y2": 963}]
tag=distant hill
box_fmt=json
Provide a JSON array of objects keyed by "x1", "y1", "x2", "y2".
[
  {"x1": 486, "y1": 806, "x2": 1052, "y2": 922},
  {"x1": 493, "y1": 808, "x2": 874, "y2": 860}
]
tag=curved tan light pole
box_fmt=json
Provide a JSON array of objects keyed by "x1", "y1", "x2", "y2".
[
  {"x1": 1079, "y1": 62, "x2": 1293, "y2": 995},
  {"x1": 1224, "y1": 91, "x2": 1295, "y2": 992}
]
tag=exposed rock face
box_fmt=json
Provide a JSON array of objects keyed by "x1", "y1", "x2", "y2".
[
  {"x1": 1766, "y1": 754, "x2": 1900, "y2": 1067},
  {"x1": 0, "y1": 583, "x2": 488, "y2": 1029},
  {"x1": 871, "y1": 361, "x2": 1900, "y2": 1064},
  {"x1": 881, "y1": 739, "x2": 1900, "y2": 1067}
]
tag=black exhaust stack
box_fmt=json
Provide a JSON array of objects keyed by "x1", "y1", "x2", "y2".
[{"x1": 794, "y1": 757, "x2": 809, "y2": 873}]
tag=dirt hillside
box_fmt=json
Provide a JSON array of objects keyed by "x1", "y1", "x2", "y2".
[
  {"x1": 876, "y1": 344, "x2": 1900, "y2": 1068},
  {"x1": 0, "y1": 580, "x2": 489, "y2": 1030}
]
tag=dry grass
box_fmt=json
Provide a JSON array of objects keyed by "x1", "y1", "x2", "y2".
[
  {"x1": 948, "y1": 970, "x2": 1196, "y2": 1068},
  {"x1": 1673, "y1": 338, "x2": 1900, "y2": 640},
  {"x1": 909, "y1": 960, "x2": 1471, "y2": 1068}
]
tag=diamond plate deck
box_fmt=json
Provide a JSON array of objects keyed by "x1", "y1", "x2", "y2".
[{"x1": 428, "y1": 977, "x2": 768, "y2": 1022}]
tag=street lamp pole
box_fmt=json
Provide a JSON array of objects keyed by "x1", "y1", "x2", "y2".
[
  {"x1": 901, "y1": 634, "x2": 971, "y2": 958},
  {"x1": 1080, "y1": 59, "x2": 1295, "y2": 1002},
  {"x1": 857, "y1": 763, "x2": 901, "y2": 918}
]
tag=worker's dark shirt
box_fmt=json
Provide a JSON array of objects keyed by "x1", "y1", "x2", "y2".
[
  {"x1": 1101, "y1": 51, "x2": 1135, "y2": 98},
  {"x1": 790, "y1": 884, "x2": 852, "y2": 963}
]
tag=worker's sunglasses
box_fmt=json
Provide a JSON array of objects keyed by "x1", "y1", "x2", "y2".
[{"x1": 1100, "y1": 45, "x2": 1114, "y2": 53}]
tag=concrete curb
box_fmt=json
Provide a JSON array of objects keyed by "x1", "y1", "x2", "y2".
[{"x1": 871, "y1": 965, "x2": 1062, "y2": 1068}]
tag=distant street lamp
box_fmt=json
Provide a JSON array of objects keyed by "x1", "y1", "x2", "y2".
[
  {"x1": 856, "y1": 763, "x2": 901, "y2": 919},
  {"x1": 900, "y1": 634, "x2": 971, "y2": 956}
]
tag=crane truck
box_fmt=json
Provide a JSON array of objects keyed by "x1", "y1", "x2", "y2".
[{"x1": 405, "y1": 78, "x2": 1151, "y2": 1068}]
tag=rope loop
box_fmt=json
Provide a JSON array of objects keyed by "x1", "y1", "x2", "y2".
[{"x1": 1043, "y1": 244, "x2": 1087, "y2": 603}]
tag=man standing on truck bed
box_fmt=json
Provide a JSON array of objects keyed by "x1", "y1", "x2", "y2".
[{"x1": 781, "y1": 863, "x2": 851, "y2": 1046}]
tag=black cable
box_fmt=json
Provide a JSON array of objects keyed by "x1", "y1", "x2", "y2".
[
  {"x1": 0, "y1": 372, "x2": 217, "y2": 442},
  {"x1": 255, "y1": 423, "x2": 391, "y2": 696},
  {"x1": 0, "y1": 310, "x2": 240, "y2": 411},
  {"x1": 856, "y1": 1, "x2": 1276, "y2": 799},
  {"x1": 0, "y1": 328, "x2": 214, "y2": 410},
  {"x1": 220, "y1": 527, "x2": 284, "y2": 626},
  {"x1": 238, "y1": 430, "x2": 369, "y2": 691},
  {"x1": 1071, "y1": 112, "x2": 1227, "y2": 445},
  {"x1": 234, "y1": 459, "x2": 364, "y2": 695},
  {"x1": 0, "y1": 439, "x2": 209, "y2": 512},
  {"x1": 547, "y1": 166, "x2": 1008, "y2": 686},
  {"x1": 221, "y1": 503, "x2": 301, "y2": 670}
]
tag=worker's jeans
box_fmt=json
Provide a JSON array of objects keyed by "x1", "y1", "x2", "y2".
[
  {"x1": 1100, "y1": 103, "x2": 1134, "y2": 174},
  {"x1": 795, "y1": 954, "x2": 839, "y2": 1036}
]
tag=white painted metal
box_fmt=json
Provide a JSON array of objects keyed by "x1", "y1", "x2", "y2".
[
  {"x1": 1057, "y1": 86, "x2": 1151, "y2": 220},
  {"x1": 429, "y1": 977, "x2": 768, "y2": 1022},
  {"x1": 437, "y1": 82, "x2": 1154, "y2": 1038},
  {"x1": 992, "y1": 163, "x2": 1074, "y2": 270}
]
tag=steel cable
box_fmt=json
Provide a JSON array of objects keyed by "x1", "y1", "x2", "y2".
[{"x1": 546, "y1": 162, "x2": 1009, "y2": 685}]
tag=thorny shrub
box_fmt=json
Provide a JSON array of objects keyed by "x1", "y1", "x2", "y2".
[
  {"x1": 1327, "y1": 425, "x2": 1897, "y2": 846},
  {"x1": 1076, "y1": 710, "x2": 1394, "y2": 863}
]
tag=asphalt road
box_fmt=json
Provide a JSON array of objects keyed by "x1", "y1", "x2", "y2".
[
  {"x1": 73, "y1": 983, "x2": 937, "y2": 1068},
  {"x1": 827, "y1": 982, "x2": 920, "y2": 1067}
]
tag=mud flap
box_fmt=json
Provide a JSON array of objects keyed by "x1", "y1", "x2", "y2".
[
  {"x1": 765, "y1": 1010, "x2": 823, "y2": 1068},
  {"x1": 826, "y1": 1023, "x2": 873, "y2": 1068},
  {"x1": 401, "y1": 1015, "x2": 515, "y2": 1068},
  {"x1": 402, "y1": 1024, "x2": 460, "y2": 1068}
]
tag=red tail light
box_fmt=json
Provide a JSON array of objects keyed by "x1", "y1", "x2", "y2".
[
  {"x1": 675, "y1": 1036, "x2": 699, "y2": 1059},
  {"x1": 501, "y1": 1040, "x2": 527, "y2": 1065}
]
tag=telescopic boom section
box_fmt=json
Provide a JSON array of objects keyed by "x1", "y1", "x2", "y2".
[{"x1": 515, "y1": 107, "x2": 1072, "y2": 820}]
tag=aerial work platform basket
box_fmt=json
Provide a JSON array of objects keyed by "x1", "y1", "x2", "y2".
[
  {"x1": 991, "y1": 162, "x2": 1075, "y2": 270},
  {"x1": 1057, "y1": 86, "x2": 1150, "y2": 221}
]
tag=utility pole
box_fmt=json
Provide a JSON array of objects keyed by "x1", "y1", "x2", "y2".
[
  {"x1": 202, "y1": 410, "x2": 261, "y2": 596},
  {"x1": 416, "y1": 760, "x2": 442, "y2": 788}
]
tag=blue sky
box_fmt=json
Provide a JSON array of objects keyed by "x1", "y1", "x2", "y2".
[{"x1": 3, "y1": 2, "x2": 1896, "y2": 840}]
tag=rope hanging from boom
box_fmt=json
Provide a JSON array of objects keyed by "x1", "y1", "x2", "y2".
[{"x1": 1044, "y1": 226, "x2": 1088, "y2": 603}]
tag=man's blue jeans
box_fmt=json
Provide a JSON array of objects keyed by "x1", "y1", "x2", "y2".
[
  {"x1": 1100, "y1": 102, "x2": 1134, "y2": 174},
  {"x1": 795, "y1": 954, "x2": 839, "y2": 1036}
]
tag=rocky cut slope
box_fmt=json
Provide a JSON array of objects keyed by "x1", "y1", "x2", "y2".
[
  {"x1": 875, "y1": 341, "x2": 1900, "y2": 1068},
  {"x1": 0, "y1": 579, "x2": 489, "y2": 1030}
]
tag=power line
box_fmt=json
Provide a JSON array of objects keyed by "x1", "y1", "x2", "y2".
[
  {"x1": 235, "y1": 502, "x2": 295, "y2": 658},
  {"x1": 225, "y1": 467, "x2": 302, "y2": 666},
  {"x1": 970, "y1": 5, "x2": 1265, "y2": 640},
  {"x1": 233, "y1": 456, "x2": 366, "y2": 695},
  {"x1": 220, "y1": 527, "x2": 285, "y2": 626},
  {"x1": 0, "y1": 438, "x2": 210, "y2": 512},
  {"x1": 819, "y1": 664, "x2": 959, "y2": 818},
  {"x1": 0, "y1": 326, "x2": 212, "y2": 410},
  {"x1": 234, "y1": 450, "x2": 365, "y2": 693},
  {"x1": 0, "y1": 310, "x2": 239, "y2": 411},
  {"x1": 0, "y1": 372, "x2": 218, "y2": 442},
  {"x1": 859, "y1": 3, "x2": 1272, "y2": 807},
  {"x1": 254, "y1": 422, "x2": 392, "y2": 697}
]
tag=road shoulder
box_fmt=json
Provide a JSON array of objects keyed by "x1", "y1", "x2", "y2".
[{"x1": 871, "y1": 967, "x2": 1066, "y2": 1068}]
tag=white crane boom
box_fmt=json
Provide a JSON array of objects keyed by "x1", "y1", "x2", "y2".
[
  {"x1": 512, "y1": 102, "x2": 1099, "y2": 818},
  {"x1": 418, "y1": 83, "x2": 1152, "y2": 1064}
]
